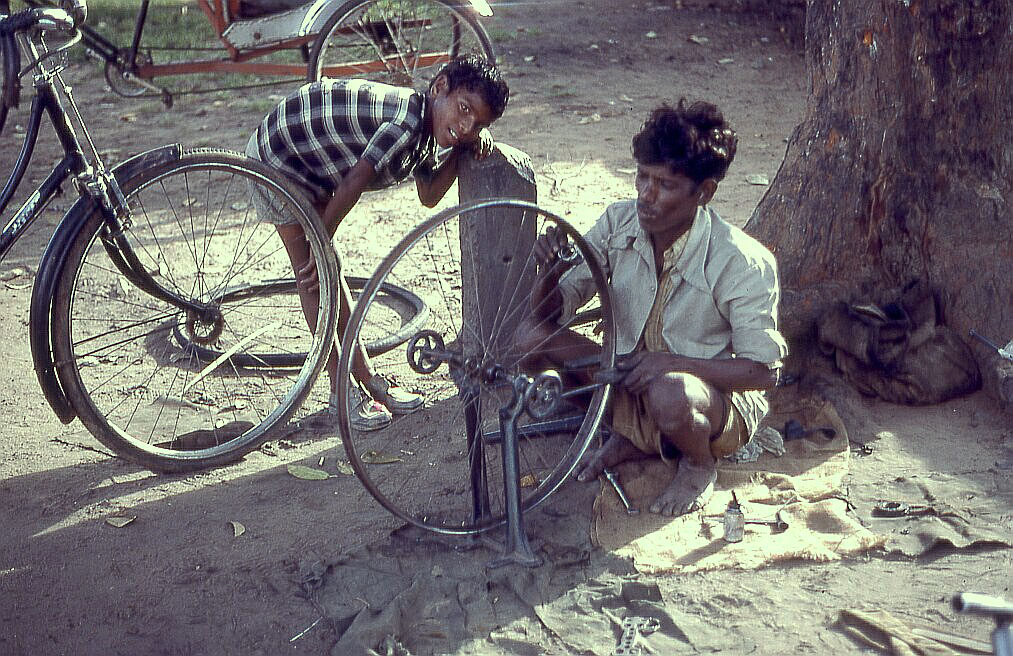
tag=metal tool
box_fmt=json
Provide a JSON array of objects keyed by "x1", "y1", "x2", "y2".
[
  {"x1": 603, "y1": 467, "x2": 639, "y2": 515},
  {"x1": 969, "y1": 329, "x2": 1013, "y2": 362},
  {"x1": 744, "y1": 511, "x2": 789, "y2": 532},
  {"x1": 872, "y1": 500, "x2": 935, "y2": 518},
  {"x1": 614, "y1": 616, "x2": 660, "y2": 656}
]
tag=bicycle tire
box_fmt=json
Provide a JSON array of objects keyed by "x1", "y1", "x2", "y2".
[
  {"x1": 307, "y1": 0, "x2": 495, "y2": 87},
  {"x1": 169, "y1": 275, "x2": 429, "y2": 366},
  {"x1": 51, "y1": 148, "x2": 339, "y2": 472},
  {"x1": 336, "y1": 199, "x2": 617, "y2": 535}
]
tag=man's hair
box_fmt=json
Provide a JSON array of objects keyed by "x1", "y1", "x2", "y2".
[
  {"x1": 435, "y1": 55, "x2": 510, "y2": 120},
  {"x1": 631, "y1": 100, "x2": 737, "y2": 184}
]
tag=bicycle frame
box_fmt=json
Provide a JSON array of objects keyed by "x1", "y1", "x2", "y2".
[
  {"x1": 1, "y1": 34, "x2": 213, "y2": 324},
  {"x1": 0, "y1": 27, "x2": 221, "y2": 420},
  {"x1": 25, "y1": 0, "x2": 494, "y2": 105}
]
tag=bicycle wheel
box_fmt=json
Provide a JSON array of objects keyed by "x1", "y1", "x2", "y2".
[
  {"x1": 337, "y1": 200, "x2": 616, "y2": 534},
  {"x1": 307, "y1": 0, "x2": 494, "y2": 87},
  {"x1": 51, "y1": 149, "x2": 340, "y2": 472},
  {"x1": 170, "y1": 275, "x2": 429, "y2": 366}
]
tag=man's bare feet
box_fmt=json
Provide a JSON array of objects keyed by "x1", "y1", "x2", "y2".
[
  {"x1": 649, "y1": 459, "x2": 716, "y2": 516},
  {"x1": 575, "y1": 434, "x2": 644, "y2": 482}
]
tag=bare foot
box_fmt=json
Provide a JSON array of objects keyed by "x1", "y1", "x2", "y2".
[
  {"x1": 575, "y1": 434, "x2": 644, "y2": 482},
  {"x1": 649, "y1": 459, "x2": 716, "y2": 516}
]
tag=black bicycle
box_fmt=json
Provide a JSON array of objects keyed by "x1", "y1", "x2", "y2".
[{"x1": 0, "y1": 0, "x2": 344, "y2": 472}]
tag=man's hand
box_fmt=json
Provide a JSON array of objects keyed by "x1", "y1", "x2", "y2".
[
  {"x1": 295, "y1": 252, "x2": 320, "y2": 293},
  {"x1": 617, "y1": 351, "x2": 681, "y2": 395},
  {"x1": 467, "y1": 127, "x2": 495, "y2": 159},
  {"x1": 534, "y1": 225, "x2": 570, "y2": 270}
]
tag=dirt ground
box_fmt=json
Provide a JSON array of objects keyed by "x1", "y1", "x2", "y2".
[{"x1": 1, "y1": 1, "x2": 1010, "y2": 654}]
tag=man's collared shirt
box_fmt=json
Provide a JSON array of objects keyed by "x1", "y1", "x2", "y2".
[
  {"x1": 251, "y1": 78, "x2": 439, "y2": 203},
  {"x1": 558, "y1": 199, "x2": 788, "y2": 436}
]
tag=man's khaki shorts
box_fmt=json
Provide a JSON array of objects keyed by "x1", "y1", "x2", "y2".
[{"x1": 609, "y1": 385, "x2": 748, "y2": 460}]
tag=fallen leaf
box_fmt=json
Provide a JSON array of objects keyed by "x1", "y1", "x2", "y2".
[
  {"x1": 287, "y1": 464, "x2": 329, "y2": 480},
  {"x1": 336, "y1": 461, "x2": 355, "y2": 475},
  {"x1": 645, "y1": 31, "x2": 658, "y2": 39},
  {"x1": 0, "y1": 267, "x2": 27, "y2": 281},
  {"x1": 718, "y1": 57, "x2": 735, "y2": 64},
  {"x1": 688, "y1": 34, "x2": 709, "y2": 45},
  {"x1": 616, "y1": 167, "x2": 636, "y2": 175},
  {"x1": 229, "y1": 521, "x2": 246, "y2": 537},
  {"x1": 523, "y1": 55, "x2": 535, "y2": 63},
  {"x1": 105, "y1": 516, "x2": 135, "y2": 528},
  {"x1": 361, "y1": 451, "x2": 401, "y2": 464},
  {"x1": 520, "y1": 474, "x2": 538, "y2": 487},
  {"x1": 578, "y1": 113, "x2": 602, "y2": 125},
  {"x1": 746, "y1": 174, "x2": 770, "y2": 186}
]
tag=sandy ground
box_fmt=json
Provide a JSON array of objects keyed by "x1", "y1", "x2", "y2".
[{"x1": 1, "y1": 1, "x2": 1010, "y2": 654}]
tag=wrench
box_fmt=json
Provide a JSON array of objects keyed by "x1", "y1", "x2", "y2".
[
  {"x1": 603, "y1": 467, "x2": 639, "y2": 515},
  {"x1": 614, "y1": 616, "x2": 660, "y2": 655}
]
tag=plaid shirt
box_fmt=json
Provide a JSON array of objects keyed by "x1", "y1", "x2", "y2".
[{"x1": 250, "y1": 79, "x2": 439, "y2": 203}]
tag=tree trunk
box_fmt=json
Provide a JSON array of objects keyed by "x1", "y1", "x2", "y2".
[{"x1": 746, "y1": 0, "x2": 1013, "y2": 409}]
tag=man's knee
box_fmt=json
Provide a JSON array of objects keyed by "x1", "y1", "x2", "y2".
[
  {"x1": 513, "y1": 316, "x2": 556, "y2": 356},
  {"x1": 642, "y1": 373, "x2": 713, "y2": 436}
]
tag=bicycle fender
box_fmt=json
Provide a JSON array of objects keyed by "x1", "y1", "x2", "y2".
[{"x1": 30, "y1": 143, "x2": 183, "y2": 424}]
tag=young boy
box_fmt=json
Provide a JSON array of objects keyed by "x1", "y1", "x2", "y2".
[
  {"x1": 519, "y1": 100, "x2": 787, "y2": 516},
  {"x1": 246, "y1": 55, "x2": 509, "y2": 430}
]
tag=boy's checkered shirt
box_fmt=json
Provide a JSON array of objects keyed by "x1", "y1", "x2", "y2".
[{"x1": 251, "y1": 78, "x2": 440, "y2": 203}]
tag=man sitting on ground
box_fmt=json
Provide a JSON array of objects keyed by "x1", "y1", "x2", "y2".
[{"x1": 519, "y1": 100, "x2": 787, "y2": 516}]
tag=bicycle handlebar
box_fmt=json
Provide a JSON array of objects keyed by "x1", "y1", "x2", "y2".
[
  {"x1": 954, "y1": 593, "x2": 1013, "y2": 620},
  {"x1": 0, "y1": 3, "x2": 81, "y2": 36}
]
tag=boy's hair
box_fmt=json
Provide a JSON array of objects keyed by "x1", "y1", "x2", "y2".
[
  {"x1": 435, "y1": 55, "x2": 510, "y2": 120},
  {"x1": 631, "y1": 100, "x2": 737, "y2": 184}
]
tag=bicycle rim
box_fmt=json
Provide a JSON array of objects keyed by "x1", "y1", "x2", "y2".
[
  {"x1": 52, "y1": 150, "x2": 338, "y2": 472},
  {"x1": 337, "y1": 200, "x2": 616, "y2": 534},
  {"x1": 309, "y1": 0, "x2": 495, "y2": 87}
]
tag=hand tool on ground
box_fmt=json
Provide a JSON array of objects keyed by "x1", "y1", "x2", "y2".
[
  {"x1": 872, "y1": 500, "x2": 935, "y2": 517},
  {"x1": 744, "y1": 511, "x2": 789, "y2": 531},
  {"x1": 603, "y1": 467, "x2": 639, "y2": 515},
  {"x1": 614, "y1": 616, "x2": 660, "y2": 656},
  {"x1": 969, "y1": 329, "x2": 1013, "y2": 362}
]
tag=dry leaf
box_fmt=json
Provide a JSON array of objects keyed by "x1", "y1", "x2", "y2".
[
  {"x1": 105, "y1": 516, "x2": 135, "y2": 528},
  {"x1": 0, "y1": 267, "x2": 27, "y2": 281},
  {"x1": 360, "y1": 451, "x2": 401, "y2": 464},
  {"x1": 229, "y1": 521, "x2": 246, "y2": 537},
  {"x1": 287, "y1": 464, "x2": 329, "y2": 480},
  {"x1": 520, "y1": 474, "x2": 538, "y2": 487},
  {"x1": 718, "y1": 57, "x2": 735, "y2": 64},
  {"x1": 336, "y1": 461, "x2": 355, "y2": 475},
  {"x1": 645, "y1": 31, "x2": 658, "y2": 39},
  {"x1": 616, "y1": 168, "x2": 636, "y2": 175},
  {"x1": 688, "y1": 34, "x2": 709, "y2": 45},
  {"x1": 746, "y1": 174, "x2": 770, "y2": 186}
]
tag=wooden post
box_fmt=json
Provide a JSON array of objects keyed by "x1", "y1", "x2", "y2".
[{"x1": 457, "y1": 144, "x2": 538, "y2": 359}]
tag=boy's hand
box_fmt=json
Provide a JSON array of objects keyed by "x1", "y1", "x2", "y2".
[{"x1": 468, "y1": 128, "x2": 495, "y2": 159}]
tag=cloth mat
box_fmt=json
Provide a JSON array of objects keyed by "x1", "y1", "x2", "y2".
[
  {"x1": 837, "y1": 608, "x2": 993, "y2": 655},
  {"x1": 592, "y1": 397, "x2": 886, "y2": 573}
]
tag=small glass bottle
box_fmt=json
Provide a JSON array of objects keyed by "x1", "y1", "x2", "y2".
[{"x1": 723, "y1": 491, "x2": 744, "y2": 543}]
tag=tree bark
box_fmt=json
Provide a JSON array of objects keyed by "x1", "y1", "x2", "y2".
[{"x1": 746, "y1": 0, "x2": 1013, "y2": 409}]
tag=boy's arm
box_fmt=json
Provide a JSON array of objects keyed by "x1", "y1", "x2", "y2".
[
  {"x1": 321, "y1": 158, "x2": 378, "y2": 235},
  {"x1": 415, "y1": 128, "x2": 495, "y2": 208}
]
